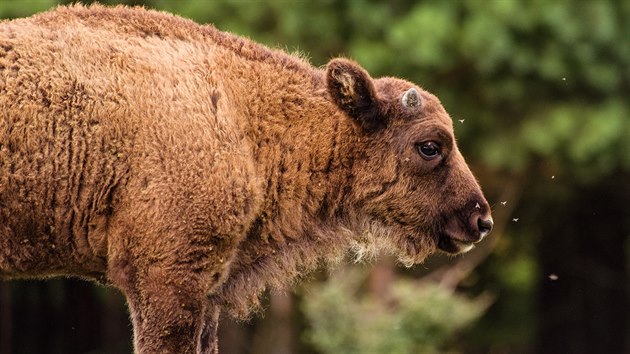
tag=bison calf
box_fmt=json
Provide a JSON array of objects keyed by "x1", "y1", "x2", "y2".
[{"x1": 0, "y1": 5, "x2": 492, "y2": 353}]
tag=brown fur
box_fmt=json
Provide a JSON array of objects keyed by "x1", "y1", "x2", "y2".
[{"x1": 0, "y1": 5, "x2": 492, "y2": 353}]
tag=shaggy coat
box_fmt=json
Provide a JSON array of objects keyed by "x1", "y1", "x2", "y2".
[{"x1": 0, "y1": 5, "x2": 492, "y2": 354}]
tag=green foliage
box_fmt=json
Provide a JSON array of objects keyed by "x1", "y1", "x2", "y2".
[
  {"x1": 0, "y1": 0, "x2": 57, "y2": 18},
  {"x1": 303, "y1": 268, "x2": 488, "y2": 354},
  {"x1": 516, "y1": 99, "x2": 630, "y2": 180}
]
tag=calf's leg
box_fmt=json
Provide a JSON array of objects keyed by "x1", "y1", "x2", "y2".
[
  {"x1": 199, "y1": 305, "x2": 220, "y2": 354},
  {"x1": 121, "y1": 263, "x2": 221, "y2": 354}
]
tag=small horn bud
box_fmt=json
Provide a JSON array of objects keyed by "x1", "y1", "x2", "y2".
[{"x1": 401, "y1": 88, "x2": 421, "y2": 108}]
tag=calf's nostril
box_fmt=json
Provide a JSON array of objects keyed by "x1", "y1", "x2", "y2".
[{"x1": 477, "y1": 217, "x2": 493, "y2": 238}]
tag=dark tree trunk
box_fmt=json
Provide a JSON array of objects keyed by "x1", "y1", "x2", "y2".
[
  {"x1": 0, "y1": 283, "x2": 12, "y2": 354},
  {"x1": 4, "y1": 279, "x2": 132, "y2": 354},
  {"x1": 251, "y1": 291, "x2": 294, "y2": 354},
  {"x1": 62, "y1": 279, "x2": 99, "y2": 353},
  {"x1": 218, "y1": 316, "x2": 249, "y2": 354},
  {"x1": 537, "y1": 177, "x2": 629, "y2": 354}
]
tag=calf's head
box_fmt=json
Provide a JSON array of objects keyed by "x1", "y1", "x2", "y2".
[{"x1": 326, "y1": 58, "x2": 493, "y2": 265}]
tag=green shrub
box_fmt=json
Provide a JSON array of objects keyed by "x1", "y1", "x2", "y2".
[{"x1": 302, "y1": 267, "x2": 489, "y2": 354}]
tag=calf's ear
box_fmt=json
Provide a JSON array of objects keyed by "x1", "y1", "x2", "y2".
[{"x1": 326, "y1": 58, "x2": 383, "y2": 131}]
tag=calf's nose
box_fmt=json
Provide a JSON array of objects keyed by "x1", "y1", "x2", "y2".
[{"x1": 476, "y1": 216, "x2": 493, "y2": 240}]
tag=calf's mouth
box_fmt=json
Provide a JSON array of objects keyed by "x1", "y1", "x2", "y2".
[
  {"x1": 437, "y1": 233, "x2": 476, "y2": 254},
  {"x1": 437, "y1": 209, "x2": 493, "y2": 254}
]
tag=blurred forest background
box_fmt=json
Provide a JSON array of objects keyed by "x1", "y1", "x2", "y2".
[{"x1": 0, "y1": 0, "x2": 628, "y2": 353}]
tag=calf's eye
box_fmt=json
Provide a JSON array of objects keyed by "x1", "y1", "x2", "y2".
[{"x1": 416, "y1": 141, "x2": 441, "y2": 160}]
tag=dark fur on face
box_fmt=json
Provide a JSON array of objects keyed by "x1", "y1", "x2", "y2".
[{"x1": 326, "y1": 58, "x2": 492, "y2": 264}]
